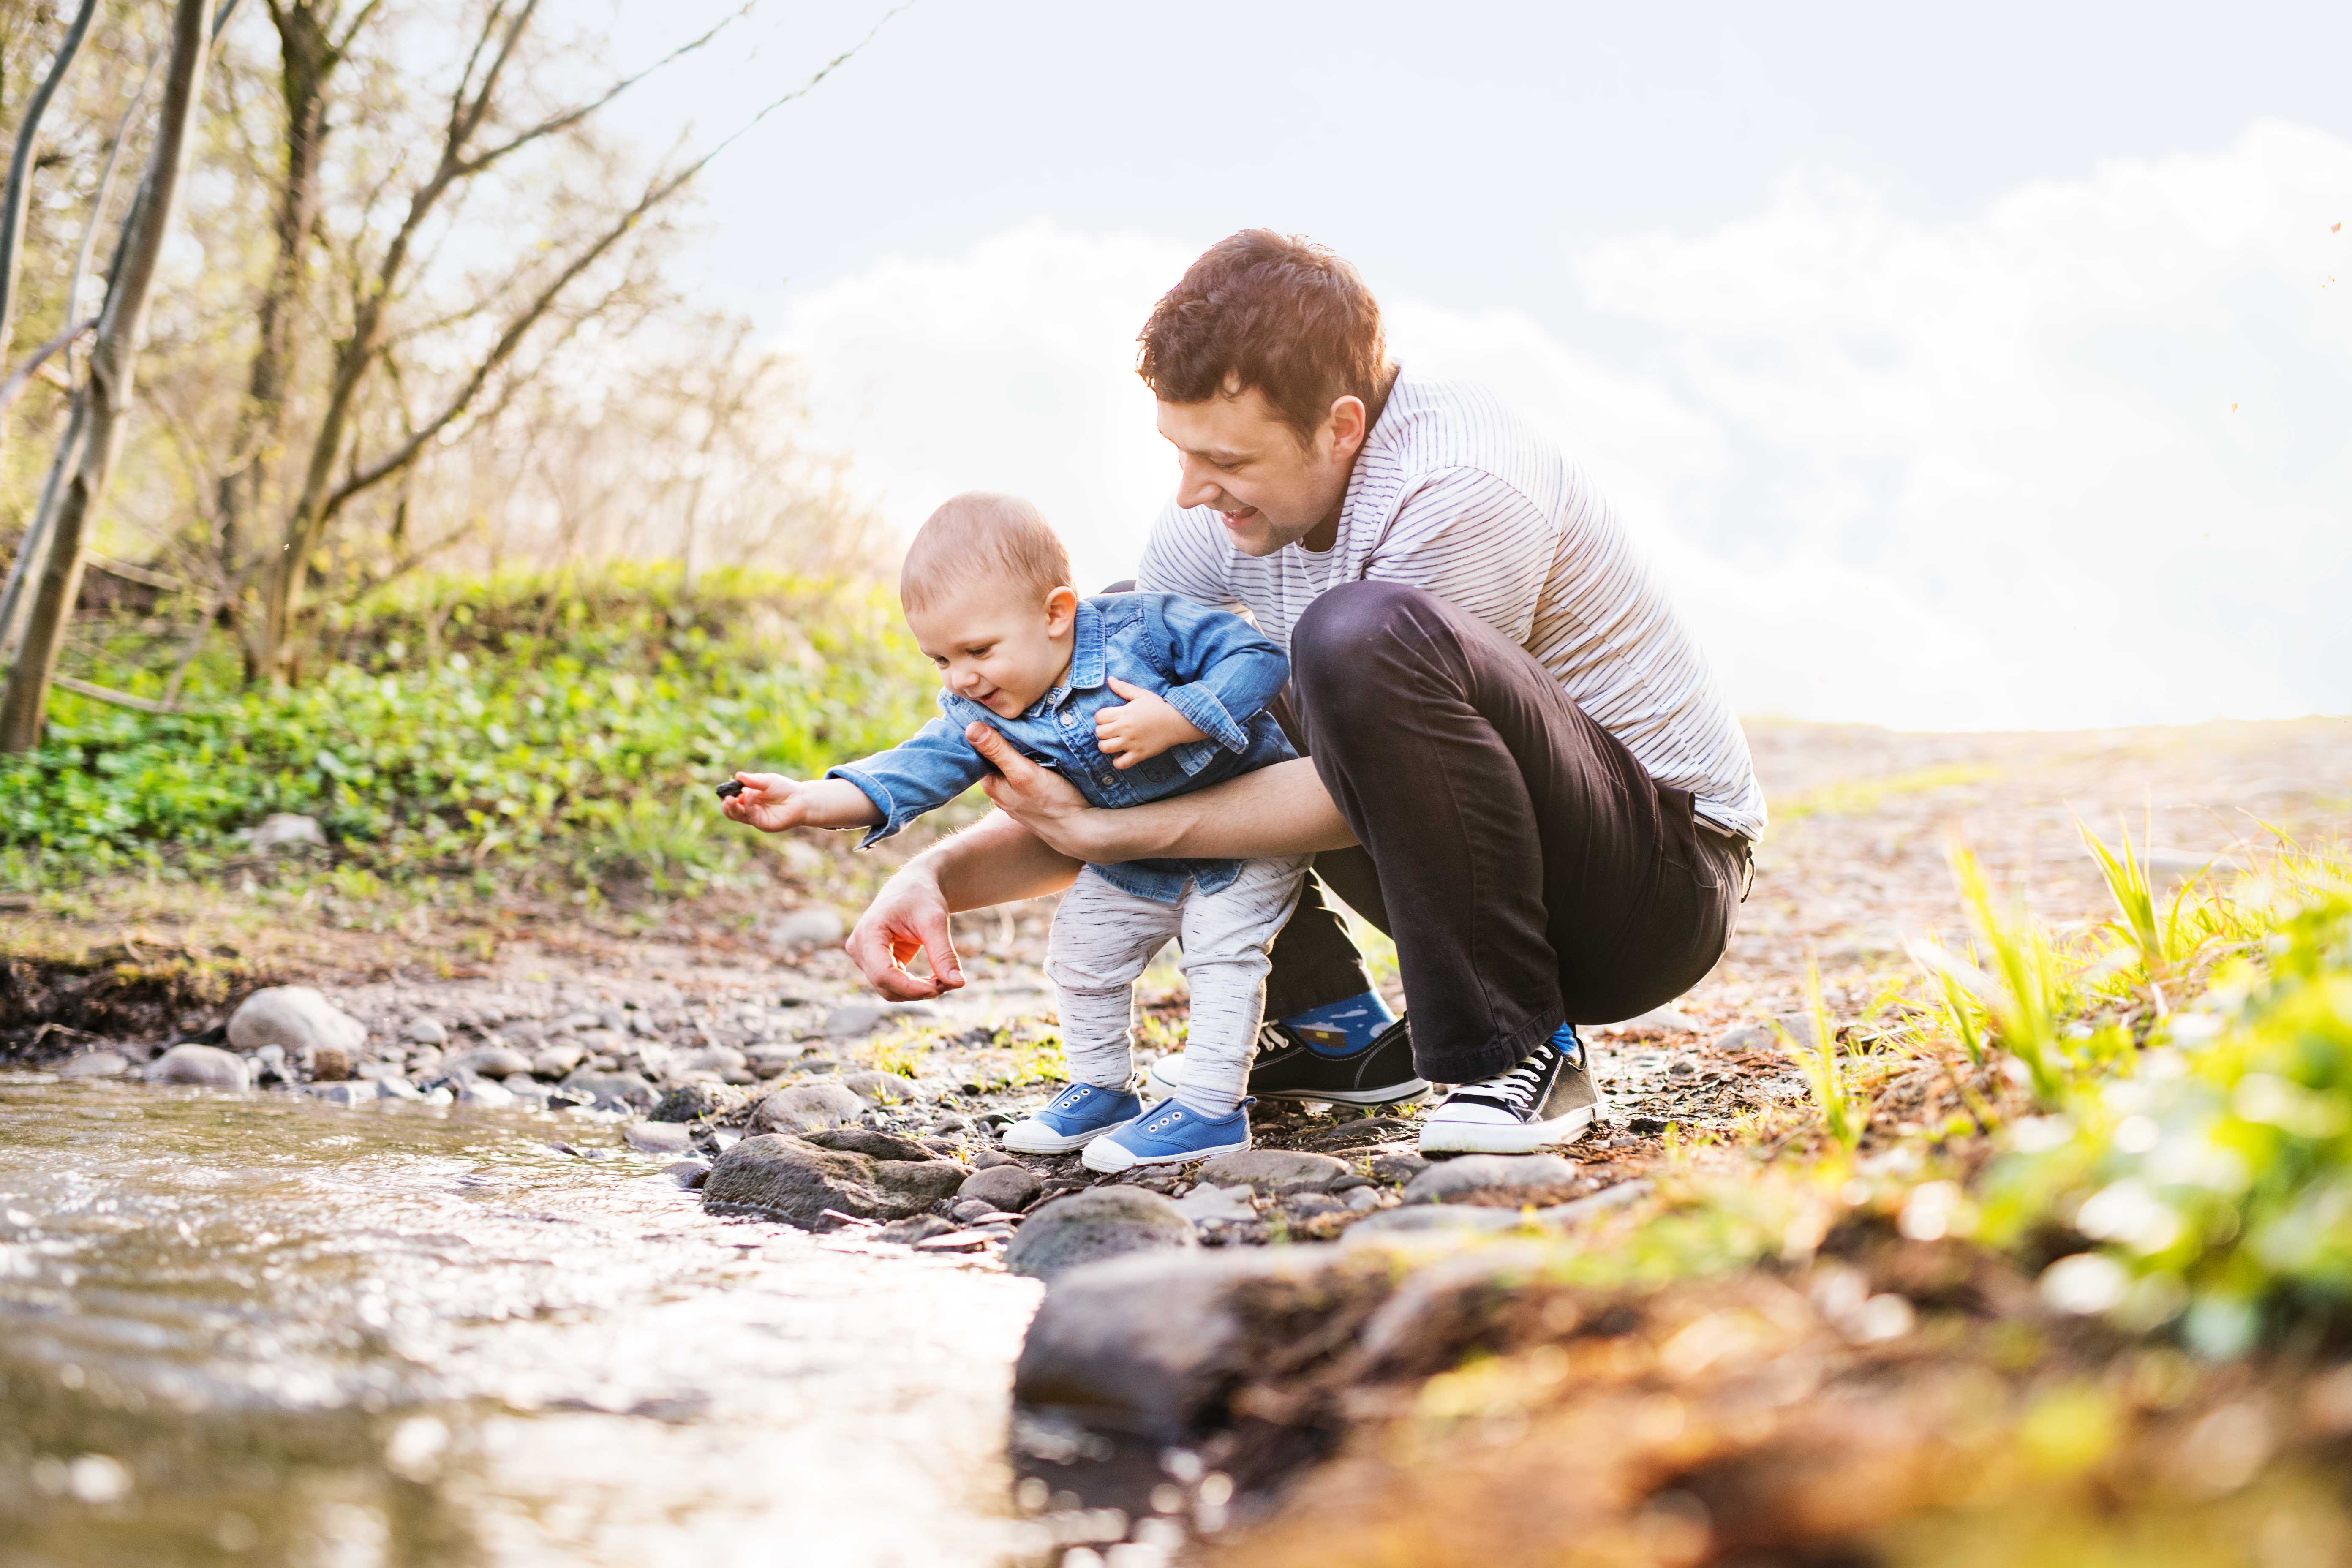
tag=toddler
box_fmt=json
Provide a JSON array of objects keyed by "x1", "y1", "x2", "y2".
[{"x1": 720, "y1": 492, "x2": 1307, "y2": 1172}]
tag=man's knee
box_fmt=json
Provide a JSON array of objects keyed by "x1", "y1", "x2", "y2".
[{"x1": 1292, "y1": 580, "x2": 1443, "y2": 716}]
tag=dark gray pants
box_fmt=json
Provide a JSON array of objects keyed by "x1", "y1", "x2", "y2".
[{"x1": 1261, "y1": 581, "x2": 1746, "y2": 1085}]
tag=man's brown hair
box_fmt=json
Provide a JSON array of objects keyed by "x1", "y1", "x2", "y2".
[{"x1": 1135, "y1": 229, "x2": 1392, "y2": 442}]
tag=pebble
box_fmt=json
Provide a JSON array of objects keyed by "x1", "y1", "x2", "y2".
[
  {"x1": 403, "y1": 1017, "x2": 448, "y2": 1046},
  {"x1": 531, "y1": 1043, "x2": 586, "y2": 1079},
  {"x1": 310, "y1": 1081, "x2": 377, "y2": 1107},
  {"x1": 1403, "y1": 1153, "x2": 1580, "y2": 1205},
  {"x1": 57, "y1": 1051, "x2": 131, "y2": 1078},
  {"x1": 666, "y1": 1159, "x2": 712, "y2": 1190},
  {"x1": 879, "y1": 1214, "x2": 957, "y2": 1244},
  {"x1": 147, "y1": 1043, "x2": 249, "y2": 1092},
  {"x1": 952, "y1": 1197, "x2": 1002, "y2": 1225},
  {"x1": 1193, "y1": 1149, "x2": 1350, "y2": 1195},
  {"x1": 650, "y1": 1083, "x2": 743, "y2": 1123},
  {"x1": 455, "y1": 1078, "x2": 516, "y2": 1110},
  {"x1": 701, "y1": 1135, "x2": 968, "y2": 1228},
  {"x1": 969, "y1": 1149, "x2": 1022, "y2": 1170},
  {"x1": 560, "y1": 1069, "x2": 658, "y2": 1113},
  {"x1": 958, "y1": 1163, "x2": 1042, "y2": 1211},
  {"x1": 448, "y1": 1045, "x2": 534, "y2": 1079},
  {"x1": 822, "y1": 1002, "x2": 938, "y2": 1041},
  {"x1": 752, "y1": 1081, "x2": 867, "y2": 1135},
  {"x1": 244, "y1": 812, "x2": 324, "y2": 852},
  {"x1": 310, "y1": 1046, "x2": 352, "y2": 1082},
  {"x1": 670, "y1": 1044, "x2": 748, "y2": 1081},
  {"x1": 1003, "y1": 1187, "x2": 1197, "y2": 1284},
  {"x1": 625, "y1": 1121, "x2": 694, "y2": 1154},
  {"x1": 841, "y1": 1070, "x2": 922, "y2": 1106},
  {"x1": 771, "y1": 907, "x2": 848, "y2": 950},
  {"x1": 1713, "y1": 1023, "x2": 1775, "y2": 1053},
  {"x1": 1368, "y1": 1152, "x2": 1431, "y2": 1184},
  {"x1": 1775, "y1": 1013, "x2": 1825, "y2": 1050},
  {"x1": 228, "y1": 987, "x2": 368, "y2": 1060},
  {"x1": 1600, "y1": 1005, "x2": 1704, "y2": 1039},
  {"x1": 1172, "y1": 1184, "x2": 1255, "y2": 1225}
]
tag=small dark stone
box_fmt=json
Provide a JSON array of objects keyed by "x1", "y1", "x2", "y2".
[
  {"x1": 1369, "y1": 1152, "x2": 1432, "y2": 1184},
  {"x1": 651, "y1": 1083, "x2": 743, "y2": 1123},
  {"x1": 879, "y1": 1214, "x2": 957, "y2": 1244},
  {"x1": 958, "y1": 1162, "x2": 1042, "y2": 1211}
]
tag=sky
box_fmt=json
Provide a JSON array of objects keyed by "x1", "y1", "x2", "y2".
[{"x1": 594, "y1": 1, "x2": 2352, "y2": 732}]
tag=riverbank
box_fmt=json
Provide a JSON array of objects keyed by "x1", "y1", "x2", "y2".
[{"x1": 6, "y1": 714, "x2": 2350, "y2": 1563}]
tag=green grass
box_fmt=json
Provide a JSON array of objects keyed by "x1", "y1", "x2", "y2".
[{"x1": 0, "y1": 565, "x2": 934, "y2": 890}]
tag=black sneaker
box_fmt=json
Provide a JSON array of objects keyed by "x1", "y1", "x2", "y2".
[
  {"x1": 1417, "y1": 1024, "x2": 1603, "y2": 1153},
  {"x1": 1143, "y1": 1016, "x2": 1429, "y2": 1107}
]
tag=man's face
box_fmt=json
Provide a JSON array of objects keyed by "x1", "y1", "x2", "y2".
[{"x1": 1157, "y1": 383, "x2": 1367, "y2": 556}]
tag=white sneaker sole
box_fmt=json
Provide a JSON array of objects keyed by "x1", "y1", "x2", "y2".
[
  {"x1": 1002, "y1": 1115, "x2": 1137, "y2": 1155},
  {"x1": 1081, "y1": 1133, "x2": 1252, "y2": 1173},
  {"x1": 1144, "y1": 1055, "x2": 1431, "y2": 1108},
  {"x1": 1417, "y1": 1105, "x2": 1599, "y2": 1154}
]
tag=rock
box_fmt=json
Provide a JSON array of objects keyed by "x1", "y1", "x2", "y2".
[
  {"x1": 1713, "y1": 1023, "x2": 1775, "y2": 1053},
  {"x1": 625, "y1": 1121, "x2": 694, "y2": 1154},
  {"x1": 1404, "y1": 1153, "x2": 1581, "y2": 1205},
  {"x1": 752, "y1": 1081, "x2": 867, "y2": 1134},
  {"x1": 745, "y1": 1045, "x2": 800, "y2": 1078},
  {"x1": 841, "y1": 1069, "x2": 921, "y2": 1106},
  {"x1": 666, "y1": 1159, "x2": 712, "y2": 1190},
  {"x1": 403, "y1": 1017, "x2": 448, "y2": 1046},
  {"x1": 879, "y1": 1214, "x2": 957, "y2": 1244},
  {"x1": 531, "y1": 1043, "x2": 586, "y2": 1079},
  {"x1": 245, "y1": 812, "x2": 324, "y2": 852},
  {"x1": 455, "y1": 1078, "x2": 516, "y2": 1109},
  {"x1": 1295, "y1": 1115, "x2": 1420, "y2": 1152},
  {"x1": 57, "y1": 1050, "x2": 131, "y2": 1078},
  {"x1": 448, "y1": 1045, "x2": 534, "y2": 1079},
  {"x1": 147, "y1": 1043, "x2": 249, "y2": 1092},
  {"x1": 1600, "y1": 1005, "x2": 1704, "y2": 1039},
  {"x1": 1369, "y1": 1152, "x2": 1432, "y2": 1184},
  {"x1": 1013, "y1": 1246, "x2": 1355, "y2": 1438},
  {"x1": 952, "y1": 1197, "x2": 1001, "y2": 1225},
  {"x1": 560, "y1": 1069, "x2": 657, "y2": 1113},
  {"x1": 1004, "y1": 1187, "x2": 1198, "y2": 1283},
  {"x1": 1352, "y1": 1241, "x2": 1560, "y2": 1365},
  {"x1": 1344, "y1": 1185, "x2": 1380, "y2": 1212},
  {"x1": 668, "y1": 1044, "x2": 747, "y2": 1081},
  {"x1": 310, "y1": 1080, "x2": 378, "y2": 1107},
  {"x1": 503, "y1": 1077, "x2": 553, "y2": 1108},
  {"x1": 1172, "y1": 1184, "x2": 1256, "y2": 1225},
  {"x1": 823, "y1": 1002, "x2": 938, "y2": 1041},
  {"x1": 374, "y1": 1076, "x2": 422, "y2": 1101},
  {"x1": 228, "y1": 986, "x2": 368, "y2": 1061},
  {"x1": 650, "y1": 1083, "x2": 743, "y2": 1123},
  {"x1": 700, "y1": 1134, "x2": 969, "y2": 1227},
  {"x1": 969, "y1": 1149, "x2": 1021, "y2": 1170},
  {"x1": 958, "y1": 1163, "x2": 1042, "y2": 1211},
  {"x1": 1195, "y1": 1149, "x2": 1351, "y2": 1194},
  {"x1": 802, "y1": 1126, "x2": 938, "y2": 1162},
  {"x1": 1341, "y1": 1205, "x2": 1525, "y2": 1243},
  {"x1": 309, "y1": 1046, "x2": 352, "y2": 1082},
  {"x1": 771, "y1": 907, "x2": 848, "y2": 950},
  {"x1": 1775, "y1": 1013, "x2": 1825, "y2": 1050}
]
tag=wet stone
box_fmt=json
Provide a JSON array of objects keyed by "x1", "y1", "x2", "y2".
[
  {"x1": 753, "y1": 1081, "x2": 867, "y2": 1135},
  {"x1": 57, "y1": 1051, "x2": 131, "y2": 1079},
  {"x1": 228, "y1": 986, "x2": 368, "y2": 1060},
  {"x1": 1403, "y1": 1153, "x2": 1580, "y2": 1204},
  {"x1": 1004, "y1": 1187, "x2": 1198, "y2": 1284},
  {"x1": 701, "y1": 1134, "x2": 968, "y2": 1228},
  {"x1": 449, "y1": 1045, "x2": 536, "y2": 1080},
  {"x1": 148, "y1": 1044, "x2": 249, "y2": 1092},
  {"x1": 625, "y1": 1121, "x2": 694, "y2": 1155},
  {"x1": 561, "y1": 1069, "x2": 658, "y2": 1113},
  {"x1": 665, "y1": 1159, "x2": 712, "y2": 1190},
  {"x1": 958, "y1": 1163, "x2": 1042, "y2": 1212}
]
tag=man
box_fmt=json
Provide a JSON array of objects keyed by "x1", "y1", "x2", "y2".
[{"x1": 845, "y1": 230, "x2": 1764, "y2": 1155}]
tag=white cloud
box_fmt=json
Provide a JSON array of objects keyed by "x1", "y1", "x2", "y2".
[{"x1": 775, "y1": 123, "x2": 2352, "y2": 729}]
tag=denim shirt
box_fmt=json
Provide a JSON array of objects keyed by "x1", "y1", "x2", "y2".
[{"x1": 828, "y1": 594, "x2": 1296, "y2": 902}]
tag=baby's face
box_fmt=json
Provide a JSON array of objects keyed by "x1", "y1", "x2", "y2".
[{"x1": 905, "y1": 579, "x2": 1079, "y2": 719}]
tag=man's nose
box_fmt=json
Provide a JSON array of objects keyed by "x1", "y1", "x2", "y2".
[{"x1": 1175, "y1": 460, "x2": 1222, "y2": 511}]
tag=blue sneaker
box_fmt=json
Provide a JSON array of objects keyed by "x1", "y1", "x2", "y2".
[
  {"x1": 1002, "y1": 1082, "x2": 1143, "y2": 1154},
  {"x1": 1081, "y1": 1098, "x2": 1252, "y2": 1173}
]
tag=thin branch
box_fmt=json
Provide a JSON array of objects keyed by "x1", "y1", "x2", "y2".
[
  {"x1": 0, "y1": 0, "x2": 102, "y2": 361},
  {"x1": 0, "y1": 317, "x2": 94, "y2": 412},
  {"x1": 53, "y1": 675, "x2": 187, "y2": 715},
  {"x1": 87, "y1": 555, "x2": 193, "y2": 593}
]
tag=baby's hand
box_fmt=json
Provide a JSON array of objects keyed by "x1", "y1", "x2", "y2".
[
  {"x1": 720, "y1": 772, "x2": 816, "y2": 832},
  {"x1": 1093, "y1": 677, "x2": 1208, "y2": 770}
]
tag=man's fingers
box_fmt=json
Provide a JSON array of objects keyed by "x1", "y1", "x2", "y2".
[
  {"x1": 965, "y1": 721, "x2": 1035, "y2": 777},
  {"x1": 911, "y1": 905, "x2": 964, "y2": 990}
]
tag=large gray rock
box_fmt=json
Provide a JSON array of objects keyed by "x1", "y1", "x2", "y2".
[
  {"x1": 1195, "y1": 1149, "x2": 1351, "y2": 1194},
  {"x1": 700, "y1": 1134, "x2": 968, "y2": 1227},
  {"x1": 958, "y1": 1162, "x2": 1041, "y2": 1212},
  {"x1": 560, "y1": 1069, "x2": 657, "y2": 1113},
  {"x1": 1004, "y1": 1187, "x2": 1197, "y2": 1283},
  {"x1": 227, "y1": 987, "x2": 367, "y2": 1061},
  {"x1": 1013, "y1": 1246, "x2": 1350, "y2": 1438},
  {"x1": 753, "y1": 1081, "x2": 867, "y2": 1134},
  {"x1": 1403, "y1": 1153, "x2": 1581, "y2": 1205},
  {"x1": 841, "y1": 1069, "x2": 920, "y2": 1105},
  {"x1": 147, "y1": 1043, "x2": 249, "y2": 1092},
  {"x1": 802, "y1": 1126, "x2": 936, "y2": 1161}
]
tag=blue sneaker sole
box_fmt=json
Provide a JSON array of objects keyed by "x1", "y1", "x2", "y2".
[
  {"x1": 1080, "y1": 1132, "x2": 1251, "y2": 1173},
  {"x1": 1002, "y1": 1114, "x2": 1138, "y2": 1154}
]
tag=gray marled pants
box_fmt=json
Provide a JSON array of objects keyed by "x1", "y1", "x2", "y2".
[{"x1": 1045, "y1": 856, "x2": 1309, "y2": 1116}]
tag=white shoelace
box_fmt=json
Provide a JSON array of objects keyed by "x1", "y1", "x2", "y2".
[{"x1": 1453, "y1": 1043, "x2": 1558, "y2": 1115}]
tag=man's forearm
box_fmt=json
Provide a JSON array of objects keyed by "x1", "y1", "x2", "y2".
[
  {"x1": 1097, "y1": 757, "x2": 1357, "y2": 860},
  {"x1": 919, "y1": 809, "x2": 1085, "y2": 912}
]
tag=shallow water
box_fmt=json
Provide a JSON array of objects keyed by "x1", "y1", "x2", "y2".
[{"x1": 0, "y1": 1073, "x2": 1043, "y2": 1567}]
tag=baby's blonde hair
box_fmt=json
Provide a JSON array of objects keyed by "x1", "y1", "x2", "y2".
[{"x1": 899, "y1": 491, "x2": 1074, "y2": 613}]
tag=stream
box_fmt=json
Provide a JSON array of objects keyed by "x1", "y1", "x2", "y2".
[{"x1": 0, "y1": 1072, "x2": 1044, "y2": 1567}]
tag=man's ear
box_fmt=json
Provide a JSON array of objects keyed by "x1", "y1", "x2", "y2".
[
  {"x1": 1044, "y1": 585, "x2": 1081, "y2": 634},
  {"x1": 1326, "y1": 394, "x2": 1368, "y2": 462}
]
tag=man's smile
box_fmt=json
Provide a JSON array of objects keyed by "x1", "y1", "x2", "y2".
[{"x1": 1219, "y1": 506, "x2": 1260, "y2": 532}]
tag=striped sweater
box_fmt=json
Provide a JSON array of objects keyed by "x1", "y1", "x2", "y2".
[{"x1": 1136, "y1": 372, "x2": 1767, "y2": 839}]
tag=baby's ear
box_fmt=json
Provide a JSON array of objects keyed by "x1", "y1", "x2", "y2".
[{"x1": 1043, "y1": 585, "x2": 1081, "y2": 633}]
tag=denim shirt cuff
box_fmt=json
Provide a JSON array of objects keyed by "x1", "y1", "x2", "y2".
[
  {"x1": 1162, "y1": 682, "x2": 1250, "y2": 755},
  {"x1": 825, "y1": 765, "x2": 905, "y2": 849}
]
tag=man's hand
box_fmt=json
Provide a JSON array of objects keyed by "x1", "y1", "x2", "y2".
[
  {"x1": 964, "y1": 721, "x2": 1122, "y2": 861},
  {"x1": 844, "y1": 860, "x2": 965, "y2": 999},
  {"x1": 720, "y1": 772, "x2": 815, "y2": 833},
  {"x1": 1092, "y1": 677, "x2": 1207, "y2": 769}
]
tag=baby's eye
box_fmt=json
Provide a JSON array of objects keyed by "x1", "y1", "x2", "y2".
[{"x1": 966, "y1": 645, "x2": 993, "y2": 659}]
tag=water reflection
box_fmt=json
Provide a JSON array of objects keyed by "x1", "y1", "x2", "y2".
[{"x1": 0, "y1": 1074, "x2": 1041, "y2": 1566}]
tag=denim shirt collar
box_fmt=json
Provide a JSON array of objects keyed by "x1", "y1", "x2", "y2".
[{"x1": 1035, "y1": 598, "x2": 1108, "y2": 711}]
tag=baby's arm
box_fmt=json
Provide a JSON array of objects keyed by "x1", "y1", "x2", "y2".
[
  {"x1": 721, "y1": 774, "x2": 882, "y2": 833},
  {"x1": 1094, "y1": 598, "x2": 1290, "y2": 770}
]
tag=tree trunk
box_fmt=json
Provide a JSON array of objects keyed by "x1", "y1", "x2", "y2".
[
  {"x1": 0, "y1": 0, "x2": 213, "y2": 752},
  {"x1": 0, "y1": 0, "x2": 100, "y2": 377}
]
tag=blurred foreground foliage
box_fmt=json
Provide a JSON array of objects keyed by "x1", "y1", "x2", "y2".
[{"x1": 0, "y1": 566, "x2": 931, "y2": 890}]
